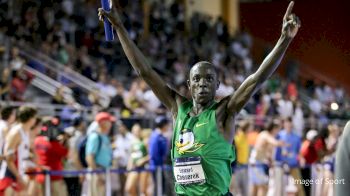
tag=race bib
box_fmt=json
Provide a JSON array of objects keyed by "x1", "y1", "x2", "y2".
[{"x1": 173, "y1": 156, "x2": 206, "y2": 185}]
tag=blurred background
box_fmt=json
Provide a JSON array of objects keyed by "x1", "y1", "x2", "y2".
[{"x1": 0, "y1": 0, "x2": 349, "y2": 196}]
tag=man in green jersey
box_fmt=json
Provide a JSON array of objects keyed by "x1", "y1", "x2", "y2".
[{"x1": 98, "y1": 1, "x2": 300, "y2": 195}]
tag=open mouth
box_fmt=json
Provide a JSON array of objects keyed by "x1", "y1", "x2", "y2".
[{"x1": 198, "y1": 92, "x2": 209, "y2": 96}]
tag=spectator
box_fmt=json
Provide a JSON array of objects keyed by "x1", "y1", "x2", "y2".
[
  {"x1": 250, "y1": 120, "x2": 284, "y2": 196},
  {"x1": 309, "y1": 93, "x2": 322, "y2": 116},
  {"x1": 149, "y1": 116, "x2": 170, "y2": 195},
  {"x1": 113, "y1": 121, "x2": 135, "y2": 196},
  {"x1": 10, "y1": 68, "x2": 34, "y2": 101},
  {"x1": 63, "y1": 116, "x2": 86, "y2": 196},
  {"x1": 0, "y1": 68, "x2": 11, "y2": 100},
  {"x1": 292, "y1": 101, "x2": 304, "y2": 137},
  {"x1": 230, "y1": 121, "x2": 250, "y2": 196},
  {"x1": 275, "y1": 117, "x2": 304, "y2": 196},
  {"x1": 85, "y1": 112, "x2": 114, "y2": 196},
  {"x1": 34, "y1": 117, "x2": 69, "y2": 196}
]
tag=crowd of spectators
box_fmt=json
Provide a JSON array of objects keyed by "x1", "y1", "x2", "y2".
[{"x1": 0, "y1": 0, "x2": 348, "y2": 127}]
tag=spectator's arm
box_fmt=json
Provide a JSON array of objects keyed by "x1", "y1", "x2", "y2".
[
  {"x1": 226, "y1": 2, "x2": 300, "y2": 115},
  {"x1": 86, "y1": 154, "x2": 98, "y2": 170},
  {"x1": 85, "y1": 134, "x2": 99, "y2": 169},
  {"x1": 265, "y1": 133, "x2": 285, "y2": 147},
  {"x1": 72, "y1": 147, "x2": 84, "y2": 170}
]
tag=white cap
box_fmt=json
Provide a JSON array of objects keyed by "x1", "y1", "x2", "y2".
[{"x1": 306, "y1": 129, "x2": 318, "y2": 140}]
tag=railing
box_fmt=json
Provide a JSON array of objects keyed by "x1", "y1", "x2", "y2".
[
  {"x1": 14, "y1": 41, "x2": 111, "y2": 107},
  {"x1": 27, "y1": 166, "x2": 172, "y2": 196},
  {"x1": 23, "y1": 65, "x2": 75, "y2": 104}
]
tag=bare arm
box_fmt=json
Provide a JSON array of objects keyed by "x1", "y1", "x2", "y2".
[
  {"x1": 86, "y1": 154, "x2": 98, "y2": 170},
  {"x1": 4, "y1": 130, "x2": 21, "y2": 179},
  {"x1": 265, "y1": 133, "x2": 284, "y2": 147},
  {"x1": 98, "y1": 1, "x2": 185, "y2": 116},
  {"x1": 227, "y1": 1, "x2": 300, "y2": 115}
]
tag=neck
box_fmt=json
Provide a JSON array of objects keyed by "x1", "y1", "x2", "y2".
[
  {"x1": 21, "y1": 123, "x2": 32, "y2": 132},
  {"x1": 191, "y1": 100, "x2": 214, "y2": 116}
]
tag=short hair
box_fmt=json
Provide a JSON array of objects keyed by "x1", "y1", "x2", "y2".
[
  {"x1": 155, "y1": 116, "x2": 169, "y2": 128},
  {"x1": 238, "y1": 120, "x2": 250, "y2": 132},
  {"x1": 266, "y1": 119, "x2": 281, "y2": 132},
  {"x1": 1, "y1": 106, "x2": 15, "y2": 121},
  {"x1": 283, "y1": 117, "x2": 293, "y2": 123},
  {"x1": 189, "y1": 61, "x2": 218, "y2": 78},
  {"x1": 17, "y1": 106, "x2": 37, "y2": 123}
]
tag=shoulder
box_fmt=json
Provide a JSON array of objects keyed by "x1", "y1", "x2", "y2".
[
  {"x1": 88, "y1": 132, "x2": 100, "y2": 141},
  {"x1": 7, "y1": 125, "x2": 21, "y2": 138}
]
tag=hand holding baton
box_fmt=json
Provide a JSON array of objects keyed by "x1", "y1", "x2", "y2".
[{"x1": 100, "y1": 0, "x2": 114, "y2": 41}]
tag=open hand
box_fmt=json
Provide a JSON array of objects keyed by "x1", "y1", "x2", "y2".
[
  {"x1": 98, "y1": 0, "x2": 123, "y2": 28},
  {"x1": 282, "y1": 1, "x2": 301, "y2": 38}
]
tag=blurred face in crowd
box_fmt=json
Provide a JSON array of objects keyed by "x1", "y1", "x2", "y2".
[
  {"x1": 131, "y1": 124, "x2": 142, "y2": 139},
  {"x1": 188, "y1": 62, "x2": 219, "y2": 105},
  {"x1": 99, "y1": 120, "x2": 112, "y2": 134},
  {"x1": 272, "y1": 124, "x2": 281, "y2": 135},
  {"x1": 31, "y1": 119, "x2": 43, "y2": 136},
  {"x1": 283, "y1": 119, "x2": 293, "y2": 132},
  {"x1": 118, "y1": 122, "x2": 128, "y2": 135}
]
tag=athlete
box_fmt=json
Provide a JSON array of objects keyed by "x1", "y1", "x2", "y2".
[
  {"x1": 98, "y1": 1, "x2": 300, "y2": 195},
  {"x1": 0, "y1": 106, "x2": 37, "y2": 196}
]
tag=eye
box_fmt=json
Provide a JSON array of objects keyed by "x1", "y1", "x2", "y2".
[
  {"x1": 206, "y1": 76, "x2": 214, "y2": 82},
  {"x1": 193, "y1": 76, "x2": 200, "y2": 82}
]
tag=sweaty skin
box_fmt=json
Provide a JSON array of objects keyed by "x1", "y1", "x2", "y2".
[{"x1": 98, "y1": 1, "x2": 300, "y2": 144}]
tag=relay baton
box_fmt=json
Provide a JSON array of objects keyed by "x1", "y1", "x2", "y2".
[{"x1": 101, "y1": 0, "x2": 114, "y2": 41}]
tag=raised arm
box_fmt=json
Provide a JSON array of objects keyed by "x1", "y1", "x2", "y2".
[
  {"x1": 227, "y1": 1, "x2": 300, "y2": 115},
  {"x1": 98, "y1": 1, "x2": 184, "y2": 115}
]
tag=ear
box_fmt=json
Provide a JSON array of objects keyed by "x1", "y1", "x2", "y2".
[
  {"x1": 216, "y1": 80, "x2": 220, "y2": 90},
  {"x1": 187, "y1": 79, "x2": 191, "y2": 89}
]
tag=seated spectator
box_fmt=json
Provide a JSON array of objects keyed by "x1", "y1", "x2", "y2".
[{"x1": 10, "y1": 68, "x2": 34, "y2": 101}]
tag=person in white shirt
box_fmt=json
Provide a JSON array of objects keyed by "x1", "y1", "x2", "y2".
[
  {"x1": 113, "y1": 121, "x2": 135, "y2": 195},
  {"x1": 0, "y1": 106, "x2": 16, "y2": 160},
  {"x1": 0, "y1": 106, "x2": 37, "y2": 195}
]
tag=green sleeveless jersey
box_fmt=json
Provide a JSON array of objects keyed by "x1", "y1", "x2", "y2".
[
  {"x1": 131, "y1": 140, "x2": 147, "y2": 164},
  {"x1": 171, "y1": 101, "x2": 236, "y2": 196}
]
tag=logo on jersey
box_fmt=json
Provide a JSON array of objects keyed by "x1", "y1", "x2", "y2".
[{"x1": 176, "y1": 129, "x2": 204, "y2": 154}]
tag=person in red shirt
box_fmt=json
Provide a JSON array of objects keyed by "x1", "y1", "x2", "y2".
[{"x1": 34, "y1": 117, "x2": 68, "y2": 196}]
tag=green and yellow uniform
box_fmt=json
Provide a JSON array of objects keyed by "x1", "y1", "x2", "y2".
[
  {"x1": 171, "y1": 101, "x2": 235, "y2": 196},
  {"x1": 131, "y1": 140, "x2": 147, "y2": 167}
]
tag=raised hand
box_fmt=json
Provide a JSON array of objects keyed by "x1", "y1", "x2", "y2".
[
  {"x1": 98, "y1": 0, "x2": 123, "y2": 28},
  {"x1": 282, "y1": 1, "x2": 301, "y2": 38}
]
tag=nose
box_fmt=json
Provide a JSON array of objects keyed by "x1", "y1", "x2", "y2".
[{"x1": 199, "y1": 78, "x2": 208, "y2": 87}]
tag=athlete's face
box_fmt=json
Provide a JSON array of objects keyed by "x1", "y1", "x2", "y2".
[{"x1": 188, "y1": 62, "x2": 219, "y2": 105}]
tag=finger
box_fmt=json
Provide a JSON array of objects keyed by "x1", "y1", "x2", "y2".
[
  {"x1": 98, "y1": 8, "x2": 104, "y2": 13},
  {"x1": 288, "y1": 13, "x2": 296, "y2": 21},
  {"x1": 284, "y1": 1, "x2": 294, "y2": 21},
  {"x1": 296, "y1": 16, "x2": 301, "y2": 28},
  {"x1": 284, "y1": 20, "x2": 293, "y2": 28}
]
